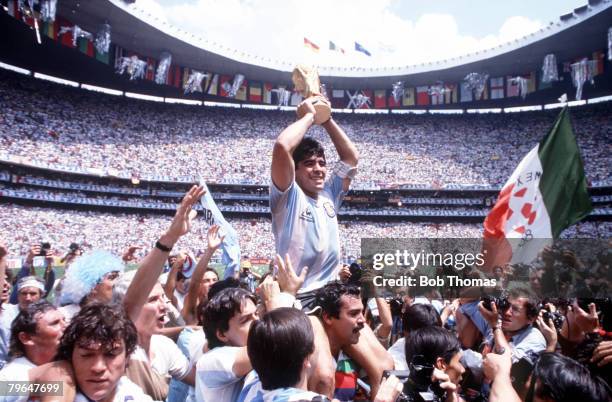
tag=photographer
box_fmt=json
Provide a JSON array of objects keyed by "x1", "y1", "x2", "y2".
[
  {"x1": 478, "y1": 287, "x2": 546, "y2": 363},
  {"x1": 404, "y1": 326, "x2": 465, "y2": 402}
]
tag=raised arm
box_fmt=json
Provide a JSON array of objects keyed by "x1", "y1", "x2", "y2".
[
  {"x1": 321, "y1": 118, "x2": 359, "y2": 191},
  {"x1": 182, "y1": 225, "x2": 223, "y2": 325},
  {"x1": 124, "y1": 185, "x2": 205, "y2": 322},
  {"x1": 271, "y1": 101, "x2": 316, "y2": 191}
]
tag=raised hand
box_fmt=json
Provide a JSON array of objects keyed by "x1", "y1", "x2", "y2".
[
  {"x1": 207, "y1": 224, "x2": 225, "y2": 250},
  {"x1": 163, "y1": 185, "x2": 205, "y2": 245},
  {"x1": 275, "y1": 253, "x2": 307, "y2": 296}
]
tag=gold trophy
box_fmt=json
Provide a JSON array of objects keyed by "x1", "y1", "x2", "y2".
[{"x1": 292, "y1": 65, "x2": 331, "y2": 124}]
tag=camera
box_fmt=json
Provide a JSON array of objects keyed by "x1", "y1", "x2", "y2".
[
  {"x1": 481, "y1": 296, "x2": 510, "y2": 312},
  {"x1": 38, "y1": 242, "x2": 51, "y2": 256},
  {"x1": 382, "y1": 355, "x2": 447, "y2": 402},
  {"x1": 347, "y1": 262, "x2": 363, "y2": 285},
  {"x1": 542, "y1": 310, "x2": 564, "y2": 330}
]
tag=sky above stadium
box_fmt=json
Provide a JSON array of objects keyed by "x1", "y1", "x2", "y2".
[{"x1": 138, "y1": 0, "x2": 586, "y2": 67}]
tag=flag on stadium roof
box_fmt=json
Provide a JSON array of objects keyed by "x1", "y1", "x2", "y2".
[
  {"x1": 482, "y1": 107, "x2": 592, "y2": 269},
  {"x1": 329, "y1": 40, "x2": 345, "y2": 54},
  {"x1": 303, "y1": 37, "x2": 320, "y2": 52},
  {"x1": 354, "y1": 42, "x2": 371, "y2": 56}
]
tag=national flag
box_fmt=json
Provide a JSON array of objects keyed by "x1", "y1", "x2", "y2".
[
  {"x1": 235, "y1": 79, "x2": 248, "y2": 101},
  {"x1": 167, "y1": 65, "x2": 182, "y2": 88},
  {"x1": 416, "y1": 86, "x2": 429, "y2": 105},
  {"x1": 592, "y1": 51, "x2": 605, "y2": 75},
  {"x1": 207, "y1": 74, "x2": 219, "y2": 95},
  {"x1": 525, "y1": 72, "x2": 536, "y2": 93},
  {"x1": 331, "y1": 89, "x2": 345, "y2": 109},
  {"x1": 490, "y1": 77, "x2": 504, "y2": 99},
  {"x1": 182, "y1": 68, "x2": 192, "y2": 89},
  {"x1": 329, "y1": 41, "x2": 345, "y2": 54},
  {"x1": 77, "y1": 37, "x2": 95, "y2": 57},
  {"x1": 506, "y1": 75, "x2": 520, "y2": 97},
  {"x1": 42, "y1": 20, "x2": 58, "y2": 41},
  {"x1": 358, "y1": 90, "x2": 372, "y2": 109},
  {"x1": 538, "y1": 69, "x2": 553, "y2": 91},
  {"x1": 199, "y1": 180, "x2": 241, "y2": 278},
  {"x1": 374, "y1": 90, "x2": 387, "y2": 108},
  {"x1": 444, "y1": 84, "x2": 458, "y2": 104},
  {"x1": 219, "y1": 75, "x2": 232, "y2": 97},
  {"x1": 59, "y1": 26, "x2": 75, "y2": 48},
  {"x1": 249, "y1": 83, "x2": 262, "y2": 102},
  {"x1": 95, "y1": 46, "x2": 110, "y2": 64},
  {"x1": 388, "y1": 91, "x2": 401, "y2": 108},
  {"x1": 7, "y1": 0, "x2": 21, "y2": 19},
  {"x1": 402, "y1": 87, "x2": 415, "y2": 106},
  {"x1": 145, "y1": 57, "x2": 156, "y2": 81},
  {"x1": 263, "y1": 83, "x2": 273, "y2": 104},
  {"x1": 354, "y1": 42, "x2": 371, "y2": 56},
  {"x1": 475, "y1": 81, "x2": 488, "y2": 100},
  {"x1": 460, "y1": 81, "x2": 472, "y2": 102},
  {"x1": 430, "y1": 87, "x2": 444, "y2": 105},
  {"x1": 113, "y1": 45, "x2": 125, "y2": 69},
  {"x1": 482, "y1": 107, "x2": 592, "y2": 269},
  {"x1": 304, "y1": 37, "x2": 320, "y2": 52}
]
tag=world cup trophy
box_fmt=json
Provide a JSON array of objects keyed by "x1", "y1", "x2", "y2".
[{"x1": 292, "y1": 65, "x2": 331, "y2": 124}]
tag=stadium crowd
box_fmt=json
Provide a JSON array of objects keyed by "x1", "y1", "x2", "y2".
[
  {"x1": 0, "y1": 70, "x2": 610, "y2": 188},
  {"x1": 2, "y1": 204, "x2": 610, "y2": 263},
  {"x1": 0, "y1": 66, "x2": 610, "y2": 402}
]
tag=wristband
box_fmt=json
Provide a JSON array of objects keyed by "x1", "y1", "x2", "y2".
[{"x1": 155, "y1": 240, "x2": 172, "y2": 252}]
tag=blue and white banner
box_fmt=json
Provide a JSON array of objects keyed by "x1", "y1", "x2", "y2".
[{"x1": 199, "y1": 179, "x2": 241, "y2": 278}]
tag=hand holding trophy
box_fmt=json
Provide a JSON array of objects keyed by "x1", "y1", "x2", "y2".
[{"x1": 292, "y1": 65, "x2": 331, "y2": 125}]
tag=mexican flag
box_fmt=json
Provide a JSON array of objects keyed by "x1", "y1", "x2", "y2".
[{"x1": 483, "y1": 107, "x2": 592, "y2": 269}]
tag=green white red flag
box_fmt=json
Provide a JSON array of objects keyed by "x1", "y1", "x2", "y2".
[{"x1": 483, "y1": 107, "x2": 592, "y2": 269}]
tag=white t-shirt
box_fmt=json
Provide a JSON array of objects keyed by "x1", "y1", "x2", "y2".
[
  {"x1": 270, "y1": 174, "x2": 345, "y2": 294},
  {"x1": 196, "y1": 346, "x2": 244, "y2": 402},
  {"x1": 388, "y1": 337, "x2": 409, "y2": 371},
  {"x1": 0, "y1": 356, "x2": 36, "y2": 402},
  {"x1": 0, "y1": 304, "x2": 19, "y2": 370},
  {"x1": 248, "y1": 387, "x2": 331, "y2": 402},
  {"x1": 183, "y1": 328, "x2": 206, "y2": 402},
  {"x1": 74, "y1": 376, "x2": 157, "y2": 402},
  {"x1": 131, "y1": 334, "x2": 191, "y2": 381}
]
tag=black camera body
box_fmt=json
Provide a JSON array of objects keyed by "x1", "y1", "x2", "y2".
[
  {"x1": 481, "y1": 296, "x2": 510, "y2": 312},
  {"x1": 383, "y1": 359, "x2": 447, "y2": 402},
  {"x1": 38, "y1": 242, "x2": 51, "y2": 256}
]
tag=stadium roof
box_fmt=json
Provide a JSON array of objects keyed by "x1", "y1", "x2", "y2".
[{"x1": 53, "y1": 0, "x2": 612, "y2": 88}]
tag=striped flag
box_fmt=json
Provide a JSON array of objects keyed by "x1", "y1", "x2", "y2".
[
  {"x1": 354, "y1": 42, "x2": 371, "y2": 56},
  {"x1": 416, "y1": 86, "x2": 429, "y2": 105},
  {"x1": 374, "y1": 90, "x2": 386, "y2": 108},
  {"x1": 263, "y1": 83, "x2": 273, "y2": 104},
  {"x1": 77, "y1": 37, "x2": 95, "y2": 57},
  {"x1": 207, "y1": 74, "x2": 219, "y2": 96},
  {"x1": 444, "y1": 84, "x2": 458, "y2": 104},
  {"x1": 329, "y1": 41, "x2": 345, "y2": 54},
  {"x1": 402, "y1": 87, "x2": 415, "y2": 106},
  {"x1": 235, "y1": 79, "x2": 248, "y2": 101},
  {"x1": 490, "y1": 77, "x2": 504, "y2": 99},
  {"x1": 483, "y1": 107, "x2": 592, "y2": 268},
  {"x1": 304, "y1": 37, "x2": 320, "y2": 52},
  {"x1": 249, "y1": 83, "x2": 262, "y2": 102}
]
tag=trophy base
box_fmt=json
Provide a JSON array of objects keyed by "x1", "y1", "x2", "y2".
[{"x1": 297, "y1": 95, "x2": 331, "y2": 125}]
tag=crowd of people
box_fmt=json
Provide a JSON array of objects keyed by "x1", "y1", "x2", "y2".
[
  {"x1": 2, "y1": 204, "x2": 610, "y2": 264},
  {"x1": 0, "y1": 83, "x2": 609, "y2": 402},
  {"x1": 0, "y1": 70, "x2": 610, "y2": 188}
]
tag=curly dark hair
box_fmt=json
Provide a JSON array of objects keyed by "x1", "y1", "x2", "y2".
[
  {"x1": 9, "y1": 300, "x2": 57, "y2": 358},
  {"x1": 292, "y1": 137, "x2": 325, "y2": 167},
  {"x1": 315, "y1": 280, "x2": 361, "y2": 319},
  {"x1": 55, "y1": 303, "x2": 137, "y2": 361}
]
